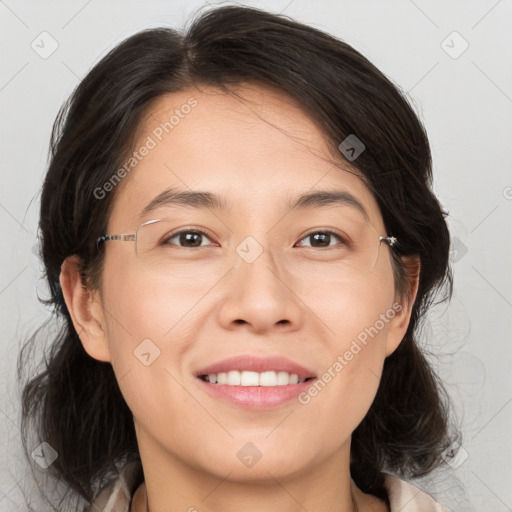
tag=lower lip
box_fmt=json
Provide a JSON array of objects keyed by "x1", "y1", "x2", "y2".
[{"x1": 196, "y1": 377, "x2": 317, "y2": 410}]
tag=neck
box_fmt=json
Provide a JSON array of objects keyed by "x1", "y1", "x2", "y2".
[
  {"x1": 137, "y1": 482, "x2": 360, "y2": 512},
  {"x1": 133, "y1": 426, "x2": 361, "y2": 512}
]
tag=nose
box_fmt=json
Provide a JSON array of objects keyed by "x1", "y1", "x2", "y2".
[{"x1": 216, "y1": 241, "x2": 304, "y2": 334}]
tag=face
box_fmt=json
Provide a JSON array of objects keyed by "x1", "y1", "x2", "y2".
[{"x1": 82, "y1": 83, "x2": 411, "y2": 483}]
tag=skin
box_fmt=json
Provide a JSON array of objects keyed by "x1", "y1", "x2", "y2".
[{"x1": 60, "y1": 83, "x2": 420, "y2": 512}]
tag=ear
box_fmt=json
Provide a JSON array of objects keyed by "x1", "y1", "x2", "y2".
[
  {"x1": 384, "y1": 255, "x2": 421, "y2": 357},
  {"x1": 59, "y1": 255, "x2": 111, "y2": 362}
]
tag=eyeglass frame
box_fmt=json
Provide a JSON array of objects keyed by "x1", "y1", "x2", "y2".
[{"x1": 96, "y1": 218, "x2": 397, "y2": 254}]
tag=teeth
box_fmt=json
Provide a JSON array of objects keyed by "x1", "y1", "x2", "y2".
[
  {"x1": 202, "y1": 370, "x2": 306, "y2": 386},
  {"x1": 259, "y1": 371, "x2": 277, "y2": 386},
  {"x1": 227, "y1": 370, "x2": 240, "y2": 385},
  {"x1": 240, "y1": 370, "x2": 259, "y2": 386}
]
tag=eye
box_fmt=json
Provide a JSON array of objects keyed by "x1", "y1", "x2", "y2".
[
  {"x1": 295, "y1": 230, "x2": 347, "y2": 249},
  {"x1": 160, "y1": 229, "x2": 348, "y2": 250},
  {"x1": 163, "y1": 229, "x2": 215, "y2": 248}
]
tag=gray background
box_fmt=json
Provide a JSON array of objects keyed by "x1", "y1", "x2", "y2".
[{"x1": 1, "y1": 0, "x2": 511, "y2": 510}]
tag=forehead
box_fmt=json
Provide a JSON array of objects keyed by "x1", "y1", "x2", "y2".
[{"x1": 108, "y1": 84, "x2": 383, "y2": 230}]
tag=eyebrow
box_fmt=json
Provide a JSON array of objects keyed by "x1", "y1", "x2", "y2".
[{"x1": 139, "y1": 187, "x2": 370, "y2": 222}]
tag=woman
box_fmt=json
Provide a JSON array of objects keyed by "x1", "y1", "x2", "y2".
[{"x1": 19, "y1": 5, "x2": 458, "y2": 511}]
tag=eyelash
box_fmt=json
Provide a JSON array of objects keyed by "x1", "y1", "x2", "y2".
[{"x1": 163, "y1": 229, "x2": 348, "y2": 250}]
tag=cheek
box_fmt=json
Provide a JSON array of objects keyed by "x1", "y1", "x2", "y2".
[
  {"x1": 98, "y1": 258, "x2": 193, "y2": 406},
  {"x1": 102, "y1": 256, "x2": 205, "y2": 348},
  {"x1": 99, "y1": 271, "x2": 200, "y2": 444},
  {"x1": 296, "y1": 268, "x2": 396, "y2": 424},
  {"x1": 300, "y1": 261, "x2": 396, "y2": 348}
]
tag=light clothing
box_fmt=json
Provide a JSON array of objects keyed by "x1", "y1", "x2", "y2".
[{"x1": 85, "y1": 460, "x2": 451, "y2": 511}]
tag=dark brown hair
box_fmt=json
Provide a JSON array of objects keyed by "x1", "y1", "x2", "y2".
[{"x1": 18, "y1": 4, "x2": 458, "y2": 509}]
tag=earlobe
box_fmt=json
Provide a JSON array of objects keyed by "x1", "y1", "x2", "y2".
[
  {"x1": 385, "y1": 255, "x2": 421, "y2": 357},
  {"x1": 59, "y1": 255, "x2": 111, "y2": 362}
]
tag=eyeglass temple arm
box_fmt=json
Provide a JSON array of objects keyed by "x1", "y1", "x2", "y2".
[
  {"x1": 96, "y1": 234, "x2": 136, "y2": 247},
  {"x1": 379, "y1": 236, "x2": 397, "y2": 247}
]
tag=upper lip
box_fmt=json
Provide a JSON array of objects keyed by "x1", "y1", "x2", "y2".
[{"x1": 195, "y1": 355, "x2": 317, "y2": 380}]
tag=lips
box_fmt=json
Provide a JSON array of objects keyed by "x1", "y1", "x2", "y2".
[
  {"x1": 194, "y1": 354, "x2": 317, "y2": 381},
  {"x1": 194, "y1": 355, "x2": 318, "y2": 410}
]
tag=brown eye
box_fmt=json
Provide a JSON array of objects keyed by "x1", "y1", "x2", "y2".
[
  {"x1": 163, "y1": 230, "x2": 213, "y2": 248},
  {"x1": 296, "y1": 231, "x2": 346, "y2": 249}
]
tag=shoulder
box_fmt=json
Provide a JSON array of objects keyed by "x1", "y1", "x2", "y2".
[
  {"x1": 383, "y1": 473, "x2": 451, "y2": 512},
  {"x1": 84, "y1": 460, "x2": 142, "y2": 512}
]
